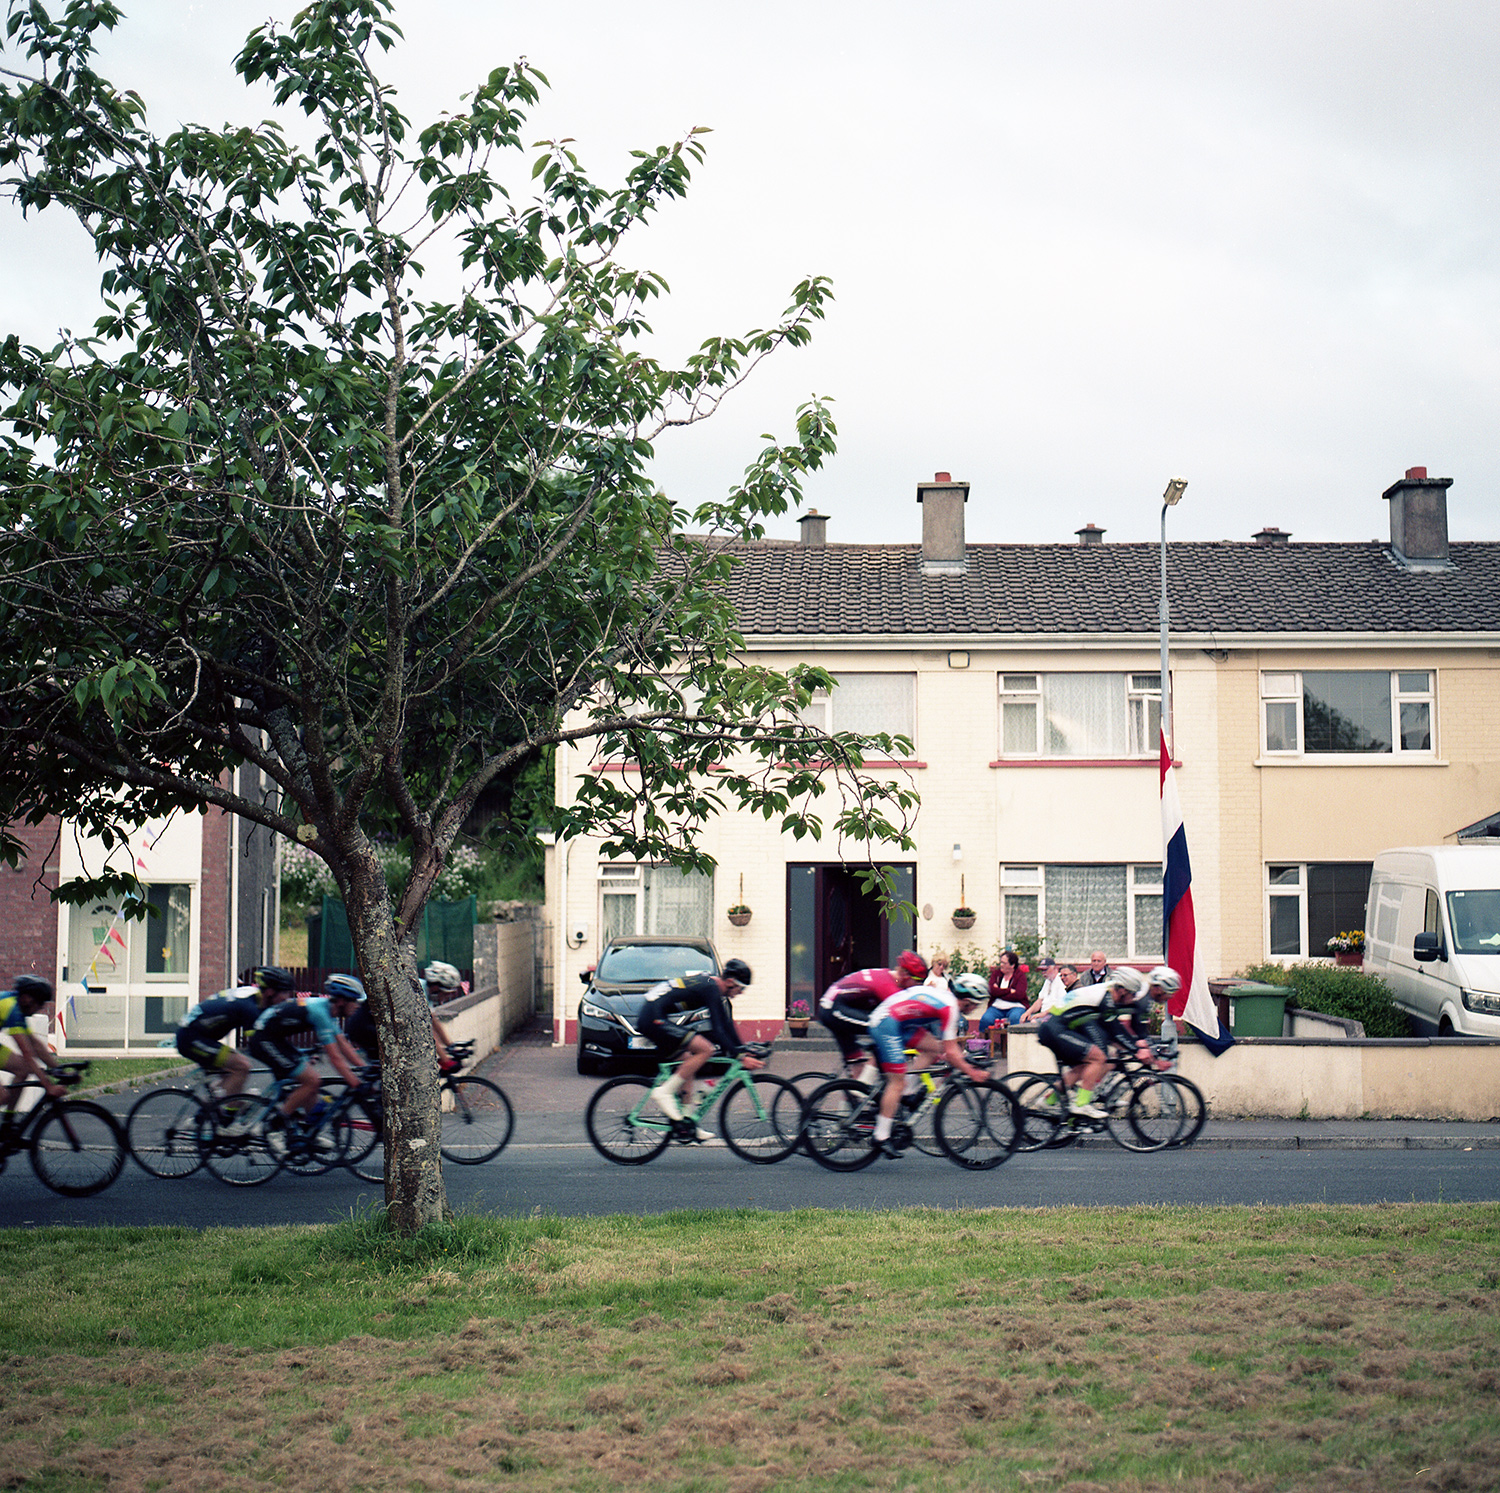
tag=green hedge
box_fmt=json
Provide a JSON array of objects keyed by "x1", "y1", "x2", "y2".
[{"x1": 1237, "y1": 962, "x2": 1412, "y2": 1038}]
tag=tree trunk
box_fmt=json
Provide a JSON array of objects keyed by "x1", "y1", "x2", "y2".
[{"x1": 342, "y1": 852, "x2": 447, "y2": 1232}]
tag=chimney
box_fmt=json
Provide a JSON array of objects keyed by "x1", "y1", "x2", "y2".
[
  {"x1": 915, "y1": 470, "x2": 969, "y2": 575},
  {"x1": 1252, "y1": 526, "x2": 1291, "y2": 547},
  {"x1": 1382, "y1": 466, "x2": 1453, "y2": 569},
  {"x1": 797, "y1": 509, "x2": 828, "y2": 546},
  {"x1": 1075, "y1": 523, "x2": 1105, "y2": 546}
]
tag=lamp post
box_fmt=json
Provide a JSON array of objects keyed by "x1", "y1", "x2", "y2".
[{"x1": 1160, "y1": 478, "x2": 1188, "y2": 758}]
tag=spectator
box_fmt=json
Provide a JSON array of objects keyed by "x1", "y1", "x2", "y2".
[
  {"x1": 1076, "y1": 951, "x2": 1111, "y2": 987},
  {"x1": 1023, "y1": 960, "x2": 1077, "y2": 1022},
  {"x1": 985, "y1": 949, "x2": 1029, "y2": 1027}
]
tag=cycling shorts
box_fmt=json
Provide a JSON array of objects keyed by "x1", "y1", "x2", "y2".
[
  {"x1": 639, "y1": 1016, "x2": 696, "y2": 1062},
  {"x1": 247, "y1": 1031, "x2": 311, "y2": 1083},
  {"x1": 869, "y1": 1014, "x2": 939, "y2": 1074},
  {"x1": 1037, "y1": 1014, "x2": 1108, "y2": 1066},
  {"x1": 817, "y1": 1001, "x2": 871, "y2": 1062},
  {"x1": 176, "y1": 1030, "x2": 238, "y2": 1070}
]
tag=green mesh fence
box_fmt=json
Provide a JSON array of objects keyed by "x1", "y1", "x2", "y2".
[{"x1": 308, "y1": 894, "x2": 475, "y2": 977}]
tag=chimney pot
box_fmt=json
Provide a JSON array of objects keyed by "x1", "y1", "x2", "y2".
[
  {"x1": 1253, "y1": 526, "x2": 1291, "y2": 547},
  {"x1": 1382, "y1": 468, "x2": 1453, "y2": 570},
  {"x1": 797, "y1": 509, "x2": 828, "y2": 546},
  {"x1": 1075, "y1": 523, "x2": 1106, "y2": 546},
  {"x1": 915, "y1": 472, "x2": 969, "y2": 574}
]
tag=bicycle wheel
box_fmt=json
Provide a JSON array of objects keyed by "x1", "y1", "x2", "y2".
[
  {"x1": 335, "y1": 1096, "x2": 386, "y2": 1182},
  {"x1": 800, "y1": 1079, "x2": 880, "y2": 1172},
  {"x1": 199, "y1": 1095, "x2": 283, "y2": 1187},
  {"x1": 1164, "y1": 1074, "x2": 1207, "y2": 1147},
  {"x1": 126, "y1": 1087, "x2": 210, "y2": 1179},
  {"x1": 1012, "y1": 1073, "x2": 1071, "y2": 1151},
  {"x1": 718, "y1": 1072, "x2": 802, "y2": 1164},
  {"x1": 29, "y1": 1101, "x2": 126, "y2": 1197},
  {"x1": 935, "y1": 1081, "x2": 1021, "y2": 1170},
  {"x1": 441, "y1": 1077, "x2": 514, "y2": 1164},
  {"x1": 902, "y1": 1085, "x2": 947, "y2": 1157},
  {"x1": 1114, "y1": 1075, "x2": 1181, "y2": 1152},
  {"x1": 586, "y1": 1076, "x2": 671, "y2": 1165}
]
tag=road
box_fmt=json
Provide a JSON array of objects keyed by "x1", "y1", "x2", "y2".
[{"x1": 5, "y1": 1041, "x2": 1499, "y2": 1227}]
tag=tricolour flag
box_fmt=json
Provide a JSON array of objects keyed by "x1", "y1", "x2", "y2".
[{"x1": 1161, "y1": 730, "x2": 1234, "y2": 1056}]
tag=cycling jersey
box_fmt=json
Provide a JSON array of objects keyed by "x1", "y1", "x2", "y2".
[
  {"x1": 638, "y1": 976, "x2": 742, "y2": 1059},
  {"x1": 817, "y1": 967, "x2": 901, "y2": 1015},
  {"x1": 0, "y1": 994, "x2": 32, "y2": 1041},
  {"x1": 867, "y1": 986, "x2": 963, "y2": 1072},
  {"x1": 1038, "y1": 982, "x2": 1152, "y2": 1064},
  {"x1": 252, "y1": 995, "x2": 341, "y2": 1049},
  {"x1": 345, "y1": 1004, "x2": 379, "y2": 1059},
  {"x1": 178, "y1": 990, "x2": 260, "y2": 1041}
]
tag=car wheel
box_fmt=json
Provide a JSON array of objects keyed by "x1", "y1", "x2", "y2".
[{"x1": 576, "y1": 1045, "x2": 604, "y2": 1076}]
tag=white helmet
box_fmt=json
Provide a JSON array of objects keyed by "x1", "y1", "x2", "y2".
[
  {"x1": 950, "y1": 973, "x2": 988, "y2": 1004},
  {"x1": 1105, "y1": 966, "x2": 1147, "y2": 997},
  {"x1": 1147, "y1": 965, "x2": 1182, "y2": 996},
  {"x1": 424, "y1": 961, "x2": 462, "y2": 992}
]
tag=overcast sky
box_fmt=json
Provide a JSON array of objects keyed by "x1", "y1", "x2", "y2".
[{"x1": 3, "y1": 1, "x2": 1497, "y2": 546}]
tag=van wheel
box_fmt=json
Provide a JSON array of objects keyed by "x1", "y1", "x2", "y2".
[{"x1": 1438, "y1": 1016, "x2": 1454, "y2": 1036}]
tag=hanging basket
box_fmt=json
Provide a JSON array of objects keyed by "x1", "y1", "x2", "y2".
[
  {"x1": 728, "y1": 909, "x2": 752, "y2": 927},
  {"x1": 952, "y1": 912, "x2": 976, "y2": 930}
]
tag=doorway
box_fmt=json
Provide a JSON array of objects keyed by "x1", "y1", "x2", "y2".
[{"x1": 786, "y1": 863, "x2": 915, "y2": 1015}]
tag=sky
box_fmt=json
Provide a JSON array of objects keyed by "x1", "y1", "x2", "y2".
[{"x1": 2, "y1": 0, "x2": 1497, "y2": 547}]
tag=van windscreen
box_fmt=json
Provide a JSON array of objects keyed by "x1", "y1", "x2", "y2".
[{"x1": 1446, "y1": 889, "x2": 1500, "y2": 953}]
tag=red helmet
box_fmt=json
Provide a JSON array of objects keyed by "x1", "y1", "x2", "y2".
[{"x1": 896, "y1": 950, "x2": 929, "y2": 979}]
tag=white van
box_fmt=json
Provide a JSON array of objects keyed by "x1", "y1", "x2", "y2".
[{"x1": 1364, "y1": 846, "x2": 1500, "y2": 1036}]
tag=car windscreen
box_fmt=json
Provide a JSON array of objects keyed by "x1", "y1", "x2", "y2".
[
  {"x1": 1447, "y1": 889, "x2": 1500, "y2": 952},
  {"x1": 596, "y1": 945, "x2": 716, "y2": 982}
]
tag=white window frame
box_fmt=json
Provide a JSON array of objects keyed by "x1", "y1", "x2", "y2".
[
  {"x1": 597, "y1": 862, "x2": 715, "y2": 942},
  {"x1": 999, "y1": 862, "x2": 1164, "y2": 959},
  {"x1": 997, "y1": 673, "x2": 1161, "y2": 760},
  {"x1": 1260, "y1": 670, "x2": 1435, "y2": 759},
  {"x1": 1264, "y1": 860, "x2": 1374, "y2": 960},
  {"x1": 804, "y1": 673, "x2": 916, "y2": 748}
]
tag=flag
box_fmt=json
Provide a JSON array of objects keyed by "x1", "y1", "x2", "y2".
[{"x1": 1161, "y1": 730, "x2": 1234, "y2": 1056}]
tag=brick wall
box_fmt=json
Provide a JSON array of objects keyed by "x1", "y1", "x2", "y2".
[{"x1": 0, "y1": 816, "x2": 60, "y2": 985}]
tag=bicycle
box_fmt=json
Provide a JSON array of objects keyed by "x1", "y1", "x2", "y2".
[
  {"x1": 1011, "y1": 1042, "x2": 1206, "y2": 1153},
  {"x1": 0, "y1": 1063, "x2": 127, "y2": 1197},
  {"x1": 585, "y1": 1042, "x2": 802, "y2": 1166},
  {"x1": 126, "y1": 1074, "x2": 263, "y2": 1180},
  {"x1": 799, "y1": 1066, "x2": 1021, "y2": 1172},
  {"x1": 333, "y1": 1040, "x2": 515, "y2": 1182}
]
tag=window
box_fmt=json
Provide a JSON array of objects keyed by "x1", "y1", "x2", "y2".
[
  {"x1": 998, "y1": 673, "x2": 1160, "y2": 758},
  {"x1": 803, "y1": 674, "x2": 915, "y2": 745},
  {"x1": 1265, "y1": 862, "x2": 1372, "y2": 957},
  {"x1": 599, "y1": 863, "x2": 714, "y2": 943},
  {"x1": 1261, "y1": 671, "x2": 1433, "y2": 756},
  {"x1": 999, "y1": 863, "x2": 1163, "y2": 959}
]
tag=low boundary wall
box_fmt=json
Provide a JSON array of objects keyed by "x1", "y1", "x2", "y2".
[{"x1": 1005, "y1": 1026, "x2": 1500, "y2": 1120}]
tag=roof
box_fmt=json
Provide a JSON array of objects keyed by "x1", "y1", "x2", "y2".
[{"x1": 717, "y1": 539, "x2": 1500, "y2": 639}]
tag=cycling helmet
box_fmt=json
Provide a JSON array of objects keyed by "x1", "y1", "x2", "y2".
[
  {"x1": 721, "y1": 958, "x2": 752, "y2": 988},
  {"x1": 252, "y1": 965, "x2": 294, "y2": 992},
  {"x1": 324, "y1": 974, "x2": 367, "y2": 1004},
  {"x1": 896, "y1": 950, "x2": 929, "y2": 979},
  {"x1": 424, "y1": 962, "x2": 462, "y2": 992},
  {"x1": 1147, "y1": 965, "x2": 1183, "y2": 996},
  {"x1": 1105, "y1": 966, "x2": 1147, "y2": 997},
  {"x1": 12, "y1": 974, "x2": 52, "y2": 1005},
  {"x1": 950, "y1": 972, "x2": 989, "y2": 1004}
]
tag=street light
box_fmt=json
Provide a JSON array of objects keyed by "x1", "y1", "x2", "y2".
[{"x1": 1160, "y1": 478, "x2": 1188, "y2": 758}]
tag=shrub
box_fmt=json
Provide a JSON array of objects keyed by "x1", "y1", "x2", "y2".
[{"x1": 1238, "y1": 961, "x2": 1411, "y2": 1038}]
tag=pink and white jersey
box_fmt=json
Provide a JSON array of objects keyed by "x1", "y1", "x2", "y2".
[
  {"x1": 869, "y1": 986, "x2": 962, "y2": 1041},
  {"x1": 819, "y1": 966, "x2": 902, "y2": 1014}
]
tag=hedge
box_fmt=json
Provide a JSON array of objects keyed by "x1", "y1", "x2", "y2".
[{"x1": 1237, "y1": 962, "x2": 1412, "y2": 1038}]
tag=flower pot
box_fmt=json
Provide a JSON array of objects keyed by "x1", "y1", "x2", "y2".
[
  {"x1": 951, "y1": 914, "x2": 976, "y2": 930},
  {"x1": 787, "y1": 1019, "x2": 809, "y2": 1037},
  {"x1": 1334, "y1": 951, "x2": 1363, "y2": 967},
  {"x1": 727, "y1": 910, "x2": 752, "y2": 927}
]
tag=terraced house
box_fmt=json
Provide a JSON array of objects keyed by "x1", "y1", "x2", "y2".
[{"x1": 546, "y1": 467, "x2": 1500, "y2": 1043}]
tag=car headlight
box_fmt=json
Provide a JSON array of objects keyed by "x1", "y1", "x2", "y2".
[
  {"x1": 580, "y1": 1000, "x2": 617, "y2": 1023},
  {"x1": 1460, "y1": 989, "x2": 1500, "y2": 1015}
]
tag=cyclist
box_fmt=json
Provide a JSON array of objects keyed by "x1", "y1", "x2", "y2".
[
  {"x1": 420, "y1": 963, "x2": 460, "y2": 1059},
  {"x1": 174, "y1": 968, "x2": 286, "y2": 1128},
  {"x1": 817, "y1": 950, "x2": 929, "y2": 1077},
  {"x1": 641, "y1": 957, "x2": 761, "y2": 1140},
  {"x1": 864, "y1": 976, "x2": 989, "y2": 1160},
  {"x1": 0, "y1": 976, "x2": 65, "y2": 1103},
  {"x1": 327, "y1": 974, "x2": 378, "y2": 1060},
  {"x1": 248, "y1": 970, "x2": 366, "y2": 1156},
  {"x1": 1036, "y1": 966, "x2": 1158, "y2": 1118}
]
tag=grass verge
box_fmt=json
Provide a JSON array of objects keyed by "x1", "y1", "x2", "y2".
[{"x1": 3, "y1": 1203, "x2": 1499, "y2": 1491}]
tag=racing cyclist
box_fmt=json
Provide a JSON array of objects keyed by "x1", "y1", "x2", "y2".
[
  {"x1": 864, "y1": 976, "x2": 989, "y2": 1159},
  {"x1": 174, "y1": 966, "x2": 287, "y2": 1131},
  {"x1": 1036, "y1": 966, "x2": 1159, "y2": 1118},
  {"x1": 0, "y1": 976, "x2": 64, "y2": 1103},
  {"x1": 817, "y1": 950, "x2": 930, "y2": 1078},
  {"x1": 641, "y1": 958, "x2": 761, "y2": 1141}
]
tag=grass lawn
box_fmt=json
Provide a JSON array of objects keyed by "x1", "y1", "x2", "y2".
[{"x1": 3, "y1": 1203, "x2": 1499, "y2": 1490}]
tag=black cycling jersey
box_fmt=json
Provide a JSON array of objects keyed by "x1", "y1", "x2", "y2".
[
  {"x1": 638, "y1": 975, "x2": 742, "y2": 1058},
  {"x1": 345, "y1": 1004, "x2": 379, "y2": 1060}
]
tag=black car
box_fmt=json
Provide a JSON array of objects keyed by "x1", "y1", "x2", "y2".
[{"x1": 576, "y1": 935, "x2": 720, "y2": 1075}]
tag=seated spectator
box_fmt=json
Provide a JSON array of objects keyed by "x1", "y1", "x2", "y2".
[
  {"x1": 981, "y1": 949, "x2": 1030, "y2": 1032},
  {"x1": 1023, "y1": 960, "x2": 1077, "y2": 1021}
]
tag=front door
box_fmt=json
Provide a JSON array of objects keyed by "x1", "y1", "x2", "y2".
[{"x1": 786, "y1": 863, "x2": 915, "y2": 1016}]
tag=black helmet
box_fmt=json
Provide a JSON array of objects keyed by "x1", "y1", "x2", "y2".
[
  {"x1": 252, "y1": 965, "x2": 294, "y2": 992},
  {"x1": 324, "y1": 974, "x2": 366, "y2": 1004},
  {"x1": 12, "y1": 974, "x2": 52, "y2": 1005},
  {"x1": 721, "y1": 958, "x2": 752, "y2": 988}
]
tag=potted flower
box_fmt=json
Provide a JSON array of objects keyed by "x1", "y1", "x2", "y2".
[
  {"x1": 1327, "y1": 930, "x2": 1365, "y2": 967},
  {"x1": 951, "y1": 873, "x2": 976, "y2": 930},
  {"x1": 787, "y1": 998, "x2": 812, "y2": 1036},
  {"x1": 727, "y1": 874, "x2": 752, "y2": 926}
]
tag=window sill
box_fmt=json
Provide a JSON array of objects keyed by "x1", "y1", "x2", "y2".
[
  {"x1": 990, "y1": 757, "x2": 1168, "y2": 769},
  {"x1": 1255, "y1": 756, "x2": 1446, "y2": 768},
  {"x1": 788, "y1": 759, "x2": 927, "y2": 771}
]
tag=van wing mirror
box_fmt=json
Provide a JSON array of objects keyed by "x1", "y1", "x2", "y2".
[{"x1": 1413, "y1": 931, "x2": 1444, "y2": 963}]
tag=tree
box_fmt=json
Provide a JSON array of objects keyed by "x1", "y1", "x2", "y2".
[{"x1": 0, "y1": 0, "x2": 917, "y2": 1230}]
